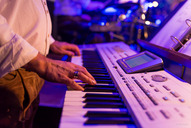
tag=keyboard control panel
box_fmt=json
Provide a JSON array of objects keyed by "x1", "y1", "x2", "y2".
[{"x1": 95, "y1": 42, "x2": 191, "y2": 128}]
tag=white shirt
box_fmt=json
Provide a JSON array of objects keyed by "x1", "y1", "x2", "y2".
[
  {"x1": 0, "y1": 0, "x2": 54, "y2": 77},
  {"x1": 54, "y1": 0, "x2": 90, "y2": 16}
]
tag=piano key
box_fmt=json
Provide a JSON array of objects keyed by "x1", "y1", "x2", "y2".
[
  {"x1": 83, "y1": 93, "x2": 120, "y2": 98},
  {"x1": 84, "y1": 64, "x2": 105, "y2": 67},
  {"x1": 83, "y1": 102, "x2": 125, "y2": 108},
  {"x1": 83, "y1": 97, "x2": 122, "y2": 103},
  {"x1": 85, "y1": 66, "x2": 106, "y2": 69},
  {"x1": 93, "y1": 76, "x2": 112, "y2": 80},
  {"x1": 83, "y1": 84, "x2": 115, "y2": 88},
  {"x1": 84, "y1": 87, "x2": 116, "y2": 92},
  {"x1": 84, "y1": 111, "x2": 131, "y2": 118},
  {"x1": 93, "y1": 80, "x2": 113, "y2": 84},
  {"x1": 87, "y1": 68, "x2": 107, "y2": 72},
  {"x1": 84, "y1": 117, "x2": 134, "y2": 125},
  {"x1": 88, "y1": 71, "x2": 109, "y2": 75},
  {"x1": 87, "y1": 69, "x2": 108, "y2": 72},
  {"x1": 91, "y1": 74, "x2": 110, "y2": 77},
  {"x1": 75, "y1": 81, "x2": 113, "y2": 86}
]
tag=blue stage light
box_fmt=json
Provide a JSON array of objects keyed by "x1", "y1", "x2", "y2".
[
  {"x1": 103, "y1": 7, "x2": 118, "y2": 15},
  {"x1": 155, "y1": 19, "x2": 161, "y2": 25}
]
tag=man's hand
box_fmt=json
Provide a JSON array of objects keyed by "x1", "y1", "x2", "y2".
[
  {"x1": 50, "y1": 41, "x2": 81, "y2": 56},
  {"x1": 24, "y1": 53, "x2": 96, "y2": 91}
]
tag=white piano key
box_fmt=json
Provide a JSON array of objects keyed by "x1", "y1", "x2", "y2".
[
  {"x1": 71, "y1": 56, "x2": 83, "y2": 66},
  {"x1": 59, "y1": 91, "x2": 134, "y2": 128}
]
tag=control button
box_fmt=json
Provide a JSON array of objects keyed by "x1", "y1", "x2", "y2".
[
  {"x1": 132, "y1": 92, "x2": 147, "y2": 110},
  {"x1": 163, "y1": 85, "x2": 171, "y2": 91},
  {"x1": 145, "y1": 111, "x2": 154, "y2": 120},
  {"x1": 126, "y1": 83, "x2": 133, "y2": 91},
  {"x1": 179, "y1": 99, "x2": 185, "y2": 103},
  {"x1": 154, "y1": 88, "x2": 160, "y2": 92},
  {"x1": 151, "y1": 75, "x2": 167, "y2": 82},
  {"x1": 149, "y1": 96, "x2": 158, "y2": 106},
  {"x1": 143, "y1": 78, "x2": 150, "y2": 83},
  {"x1": 124, "y1": 52, "x2": 129, "y2": 57},
  {"x1": 116, "y1": 69, "x2": 123, "y2": 77},
  {"x1": 119, "y1": 54, "x2": 123, "y2": 58},
  {"x1": 170, "y1": 91, "x2": 180, "y2": 98},
  {"x1": 113, "y1": 65, "x2": 117, "y2": 69},
  {"x1": 146, "y1": 90, "x2": 150, "y2": 94},
  {"x1": 160, "y1": 110, "x2": 170, "y2": 119},
  {"x1": 162, "y1": 96, "x2": 168, "y2": 101},
  {"x1": 149, "y1": 84, "x2": 154, "y2": 87},
  {"x1": 124, "y1": 81, "x2": 128, "y2": 83},
  {"x1": 122, "y1": 78, "x2": 125, "y2": 80}
]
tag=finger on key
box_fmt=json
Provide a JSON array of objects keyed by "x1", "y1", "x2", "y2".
[{"x1": 77, "y1": 71, "x2": 96, "y2": 85}]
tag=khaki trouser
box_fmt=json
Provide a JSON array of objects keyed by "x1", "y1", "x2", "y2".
[{"x1": 0, "y1": 68, "x2": 44, "y2": 127}]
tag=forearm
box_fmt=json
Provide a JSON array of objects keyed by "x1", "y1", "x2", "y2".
[{"x1": 23, "y1": 53, "x2": 50, "y2": 78}]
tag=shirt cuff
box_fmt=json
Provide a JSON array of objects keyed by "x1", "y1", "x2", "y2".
[{"x1": 50, "y1": 35, "x2": 55, "y2": 45}]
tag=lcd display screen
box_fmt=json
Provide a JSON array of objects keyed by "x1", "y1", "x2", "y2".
[{"x1": 125, "y1": 54, "x2": 154, "y2": 68}]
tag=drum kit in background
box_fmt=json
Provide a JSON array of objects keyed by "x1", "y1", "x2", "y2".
[{"x1": 88, "y1": 0, "x2": 159, "y2": 46}]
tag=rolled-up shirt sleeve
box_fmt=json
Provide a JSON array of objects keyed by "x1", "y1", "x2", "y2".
[{"x1": 0, "y1": 15, "x2": 38, "y2": 77}]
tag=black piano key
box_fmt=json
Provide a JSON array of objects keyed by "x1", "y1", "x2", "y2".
[
  {"x1": 93, "y1": 76, "x2": 111, "y2": 80},
  {"x1": 82, "y1": 50, "x2": 99, "y2": 54},
  {"x1": 88, "y1": 71, "x2": 109, "y2": 75},
  {"x1": 95, "y1": 79, "x2": 113, "y2": 84},
  {"x1": 94, "y1": 77, "x2": 112, "y2": 81},
  {"x1": 84, "y1": 111, "x2": 131, "y2": 118},
  {"x1": 86, "y1": 68, "x2": 106, "y2": 71},
  {"x1": 84, "y1": 117, "x2": 134, "y2": 125},
  {"x1": 86, "y1": 66, "x2": 106, "y2": 69},
  {"x1": 83, "y1": 59, "x2": 101, "y2": 61},
  {"x1": 84, "y1": 87, "x2": 116, "y2": 92},
  {"x1": 87, "y1": 69, "x2": 108, "y2": 72},
  {"x1": 92, "y1": 74, "x2": 110, "y2": 78},
  {"x1": 84, "y1": 84, "x2": 115, "y2": 88},
  {"x1": 84, "y1": 64, "x2": 105, "y2": 67},
  {"x1": 91, "y1": 74, "x2": 110, "y2": 77},
  {"x1": 83, "y1": 93, "x2": 120, "y2": 98},
  {"x1": 82, "y1": 57, "x2": 101, "y2": 60},
  {"x1": 87, "y1": 68, "x2": 107, "y2": 71},
  {"x1": 83, "y1": 102, "x2": 125, "y2": 108},
  {"x1": 85, "y1": 66, "x2": 106, "y2": 69},
  {"x1": 82, "y1": 53, "x2": 99, "y2": 56},
  {"x1": 83, "y1": 97, "x2": 122, "y2": 103},
  {"x1": 82, "y1": 59, "x2": 102, "y2": 62}
]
